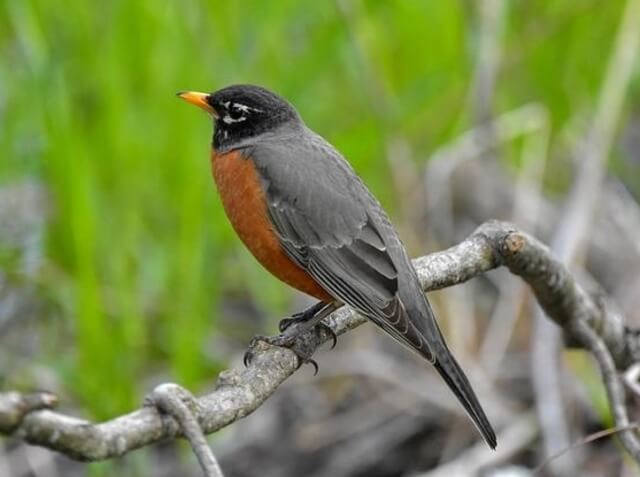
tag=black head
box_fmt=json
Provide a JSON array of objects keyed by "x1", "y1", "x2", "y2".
[{"x1": 178, "y1": 84, "x2": 301, "y2": 150}]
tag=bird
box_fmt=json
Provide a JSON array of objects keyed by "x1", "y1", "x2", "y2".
[{"x1": 177, "y1": 84, "x2": 497, "y2": 449}]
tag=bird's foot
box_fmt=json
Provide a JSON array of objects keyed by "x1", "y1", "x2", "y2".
[
  {"x1": 277, "y1": 301, "x2": 338, "y2": 349},
  {"x1": 278, "y1": 319, "x2": 338, "y2": 349},
  {"x1": 243, "y1": 301, "x2": 340, "y2": 375},
  {"x1": 243, "y1": 333, "x2": 320, "y2": 375}
]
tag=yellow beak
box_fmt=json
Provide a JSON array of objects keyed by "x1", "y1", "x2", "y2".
[{"x1": 176, "y1": 91, "x2": 217, "y2": 117}]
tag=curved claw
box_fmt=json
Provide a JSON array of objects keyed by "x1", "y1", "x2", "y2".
[
  {"x1": 243, "y1": 350, "x2": 252, "y2": 367},
  {"x1": 243, "y1": 335, "x2": 272, "y2": 367},
  {"x1": 317, "y1": 323, "x2": 338, "y2": 349},
  {"x1": 243, "y1": 344, "x2": 259, "y2": 367},
  {"x1": 294, "y1": 356, "x2": 320, "y2": 375},
  {"x1": 306, "y1": 358, "x2": 319, "y2": 376}
]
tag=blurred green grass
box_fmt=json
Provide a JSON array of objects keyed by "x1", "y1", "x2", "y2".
[{"x1": 0, "y1": 0, "x2": 634, "y2": 421}]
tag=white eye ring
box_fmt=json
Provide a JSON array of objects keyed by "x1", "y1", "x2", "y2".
[{"x1": 221, "y1": 114, "x2": 247, "y2": 124}]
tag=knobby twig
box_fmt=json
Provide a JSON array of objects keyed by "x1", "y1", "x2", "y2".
[{"x1": 1, "y1": 221, "x2": 639, "y2": 466}]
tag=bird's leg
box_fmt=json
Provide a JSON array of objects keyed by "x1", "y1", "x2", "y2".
[
  {"x1": 244, "y1": 301, "x2": 339, "y2": 373},
  {"x1": 280, "y1": 301, "x2": 340, "y2": 348},
  {"x1": 278, "y1": 300, "x2": 329, "y2": 332}
]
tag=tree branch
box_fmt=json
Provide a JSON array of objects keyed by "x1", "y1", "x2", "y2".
[{"x1": 1, "y1": 220, "x2": 639, "y2": 463}]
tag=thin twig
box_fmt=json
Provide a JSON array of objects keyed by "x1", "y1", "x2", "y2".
[
  {"x1": 534, "y1": 423, "x2": 640, "y2": 474},
  {"x1": 569, "y1": 319, "x2": 640, "y2": 461},
  {"x1": 147, "y1": 383, "x2": 224, "y2": 477}
]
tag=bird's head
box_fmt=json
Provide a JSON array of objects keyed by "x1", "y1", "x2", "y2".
[{"x1": 177, "y1": 84, "x2": 300, "y2": 150}]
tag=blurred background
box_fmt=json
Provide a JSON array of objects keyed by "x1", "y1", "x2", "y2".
[{"x1": 1, "y1": 0, "x2": 640, "y2": 476}]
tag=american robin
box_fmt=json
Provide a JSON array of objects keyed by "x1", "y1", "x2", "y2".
[{"x1": 178, "y1": 85, "x2": 497, "y2": 448}]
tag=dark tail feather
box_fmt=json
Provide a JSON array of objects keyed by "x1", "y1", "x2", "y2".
[{"x1": 434, "y1": 352, "x2": 497, "y2": 449}]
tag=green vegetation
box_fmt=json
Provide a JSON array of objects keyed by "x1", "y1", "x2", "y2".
[{"x1": 0, "y1": 0, "x2": 634, "y2": 424}]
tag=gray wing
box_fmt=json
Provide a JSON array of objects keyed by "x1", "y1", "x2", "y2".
[{"x1": 243, "y1": 132, "x2": 435, "y2": 361}]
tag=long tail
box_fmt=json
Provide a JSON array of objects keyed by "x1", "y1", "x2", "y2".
[
  {"x1": 433, "y1": 345, "x2": 497, "y2": 449},
  {"x1": 373, "y1": 301, "x2": 497, "y2": 448},
  {"x1": 390, "y1": 279, "x2": 497, "y2": 448}
]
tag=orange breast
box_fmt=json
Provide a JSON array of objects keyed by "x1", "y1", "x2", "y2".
[{"x1": 211, "y1": 149, "x2": 331, "y2": 301}]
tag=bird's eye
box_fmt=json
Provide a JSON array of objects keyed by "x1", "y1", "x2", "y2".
[
  {"x1": 219, "y1": 102, "x2": 254, "y2": 124},
  {"x1": 228, "y1": 104, "x2": 246, "y2": 120}
]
